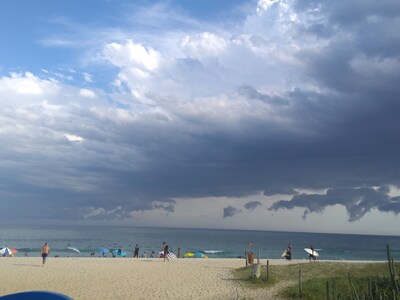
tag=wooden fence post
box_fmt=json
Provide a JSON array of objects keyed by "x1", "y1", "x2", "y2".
[
  {"x1": 299, "y1": 269, "x2": 303, "y2": 298},
  {"x1": 326, "y1": 281, "x2": 330, "y2": 300}
]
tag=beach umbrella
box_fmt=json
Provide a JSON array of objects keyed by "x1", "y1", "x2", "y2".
[
  {"x1": 167, "y1": 253, "x2": 177, "y2": 259},
  {"x1": 67, "y1": 246, "x2": 81, "y2": 254},
  {"x1": 0, "y1": 247, "x2": 12, "y2": 256},
  {"x1": 10, "y1": 248, "x2": 18, "y2": 255},
  {"x1": 112, "y1": 249, "x2": 127, "y2": 257},
  {"x1": 98, "y1": 247, "x2": 110, "y2": 255},
  {"x1": 195, "y1": 251, "x2": 204, "y2": 258},
  {"x1": 184, "y1": 252, "x2": 194, "y2": 258}
]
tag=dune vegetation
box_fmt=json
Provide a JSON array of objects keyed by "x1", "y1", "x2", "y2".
[{"x1": 234, "y1": 246, "x2": 399, "y2": 299}]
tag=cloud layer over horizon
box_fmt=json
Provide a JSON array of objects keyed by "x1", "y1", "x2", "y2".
[{"x1": 1, "y1": 0, "x2": 399, "y2": 232}]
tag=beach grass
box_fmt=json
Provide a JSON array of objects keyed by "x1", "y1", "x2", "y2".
[{"x1": 233, "y1": 261, "x2": 400, "y2": 299}]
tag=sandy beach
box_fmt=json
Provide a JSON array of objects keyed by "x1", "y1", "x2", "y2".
[
  {"x1": 0, "y1": 257, "x2": 382, "y2": 299},
  {"x1": 0, "y1": 257, "x2": 294, "y2": 299}
]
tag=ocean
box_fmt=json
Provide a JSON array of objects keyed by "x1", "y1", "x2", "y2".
[{"x1": 1, "y1": 224, "x2": 399, "y2": 261}]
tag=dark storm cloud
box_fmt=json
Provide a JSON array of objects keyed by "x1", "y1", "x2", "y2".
[
  {"x1": 238, "y1": 85, "x2": 290, "y2": 106},
  {"x1": 223, "y1": 206, "x2": 240, "y2": 218},
  {"x1": 244, "y1": 201, "x2": 261, "y2": 211},
  {"x1": 263, "y1": 187, "x2": 298, "y2": 196},
  {"x1": 152, "y1": 200, "x2": 176, "y2": 213},
  {"x1": 269, "y1": 187, "x2": 400, "y2": 221}
]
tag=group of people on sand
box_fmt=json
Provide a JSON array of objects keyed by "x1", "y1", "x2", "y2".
[
  {"x1": 132, "y1": 241, "x2": 170, "y2": 261},
  {"x1": 283, "y1": 243, "x2": 318, "y2": 261},
  {"x1": 41, "y1": 241, "x2": 317, "y2": 264},
  {"x1": 40, "y1": 240, "x2": 171, "y2": 265}
]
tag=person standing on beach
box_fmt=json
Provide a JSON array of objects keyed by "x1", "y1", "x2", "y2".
[
  {"x1": 41, "y1": 242, "x2": 50, "y2": 266},
  {"x1": 162, "y1": 241, "x2": 169, "y2": 262},
  {"x1": 134, "y1": 244, "x2": 139, "y2": 258},
  {"x1": 285, "y1": 243, "x2": 292, "y2": 261}
]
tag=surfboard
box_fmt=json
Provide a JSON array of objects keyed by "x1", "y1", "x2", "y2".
[
  {"x1": 304, "y1": 248, "x2": 319, "y2": 257},
  {"x1": 67, "y1": 246, "x2": 81, "y2": 254},
  {"x1": 281, "y1": 250, "x2": 288, "y2": 257}
]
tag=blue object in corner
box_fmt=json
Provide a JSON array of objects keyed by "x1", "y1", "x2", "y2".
[{"x1": 1, "y1": 291, "x2": 72, "y2": 299}]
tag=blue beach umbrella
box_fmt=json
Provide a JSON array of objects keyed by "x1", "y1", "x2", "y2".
[
  {"x1": 98, "y1": 247, "x2": 110, "y2": 255},
  {"x1": 195, "y1": 251, "x2": 205, "y2": 258},
  {"x1": 112, "y1": 249, "x2": 127, "y2": 257}
]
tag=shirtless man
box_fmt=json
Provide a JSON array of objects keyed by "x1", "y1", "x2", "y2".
[{"x1": 41, "y1": 242, "x2": 50, "y2": 266}]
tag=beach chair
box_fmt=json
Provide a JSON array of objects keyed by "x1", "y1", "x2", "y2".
[{"x1": 2, "y1": 291, "x2": 72, "y2": 299}]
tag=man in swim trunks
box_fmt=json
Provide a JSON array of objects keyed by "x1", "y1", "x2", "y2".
[{"x1": 41, "y1": 242, "x2": 50, "y2": 266}]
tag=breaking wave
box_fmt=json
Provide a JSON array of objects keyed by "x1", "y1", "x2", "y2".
[{"x1": 203, "y1": 250, "x2": 224, "y2": 254}]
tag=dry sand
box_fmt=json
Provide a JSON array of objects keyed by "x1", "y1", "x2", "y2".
[{"x1": 0, "y1": 257, "x2": 378, "y2": 299}]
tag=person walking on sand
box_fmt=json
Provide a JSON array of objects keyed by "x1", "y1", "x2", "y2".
[
  {"x1": 41, "y1": 242, "x2": 50, "y2": 266},
  {"x1": 134, "y1": 244, "x2": 139, "y2": 258},
  {"x1": 162, "y1": 241, "x2": 169, "y2": 262}
]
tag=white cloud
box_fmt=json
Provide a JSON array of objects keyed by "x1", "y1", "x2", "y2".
[
  {"x1": 79, "y1": 88, "x2": 96, "y2": 98},
  {"x1": 103, "y1": 40, "x2": 160, "y2": 71},
  {"x1": 89, "y1": 107, "x2": 137, "y2": 124},
  {"x1": 64, "y1": 133, "x2": 85, "y2": 142},
  {"x1": 181, "y1": 32, "x2": 227, "y2": 60},
  {"x1": 83, "y1": 72, "x2": 93, "y2": 83},
  {"x1": 257, "y1": 0, "x2": 277, "y2": 14},
  {"x1": 0, "y1": 72, "x2": 59, "y2": 96},
  {"x1": 101, "y1": 40, "x2": 163, "y2": 102}
]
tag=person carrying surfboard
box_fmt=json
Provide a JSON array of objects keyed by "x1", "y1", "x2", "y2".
[
  {"x1": 308, "y1": 245, "x2": 317, "y2": 261},
  {"x1": 285, "y1": 243, "x2": 292, "y2": 261}
]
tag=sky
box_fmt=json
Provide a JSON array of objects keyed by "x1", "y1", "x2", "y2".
[{"x1": 1, "y1": 0, "x2": 400, "y2": 235}]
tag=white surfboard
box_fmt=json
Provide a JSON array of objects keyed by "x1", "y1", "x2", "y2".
[
  {"x1": 304, "y1": 248, "x2": 319, "y2": 257},
  {"x1": 281, "y1": 250, "x2": 288, "y2": 257}
]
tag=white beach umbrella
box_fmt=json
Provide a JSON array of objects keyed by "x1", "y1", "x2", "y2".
[
  {"x1": 0, "y1": 247, "x2": 12, "y2": 256},
  {"x1": 167, "y1": 253, "x2": 177, "y2": 259}
]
